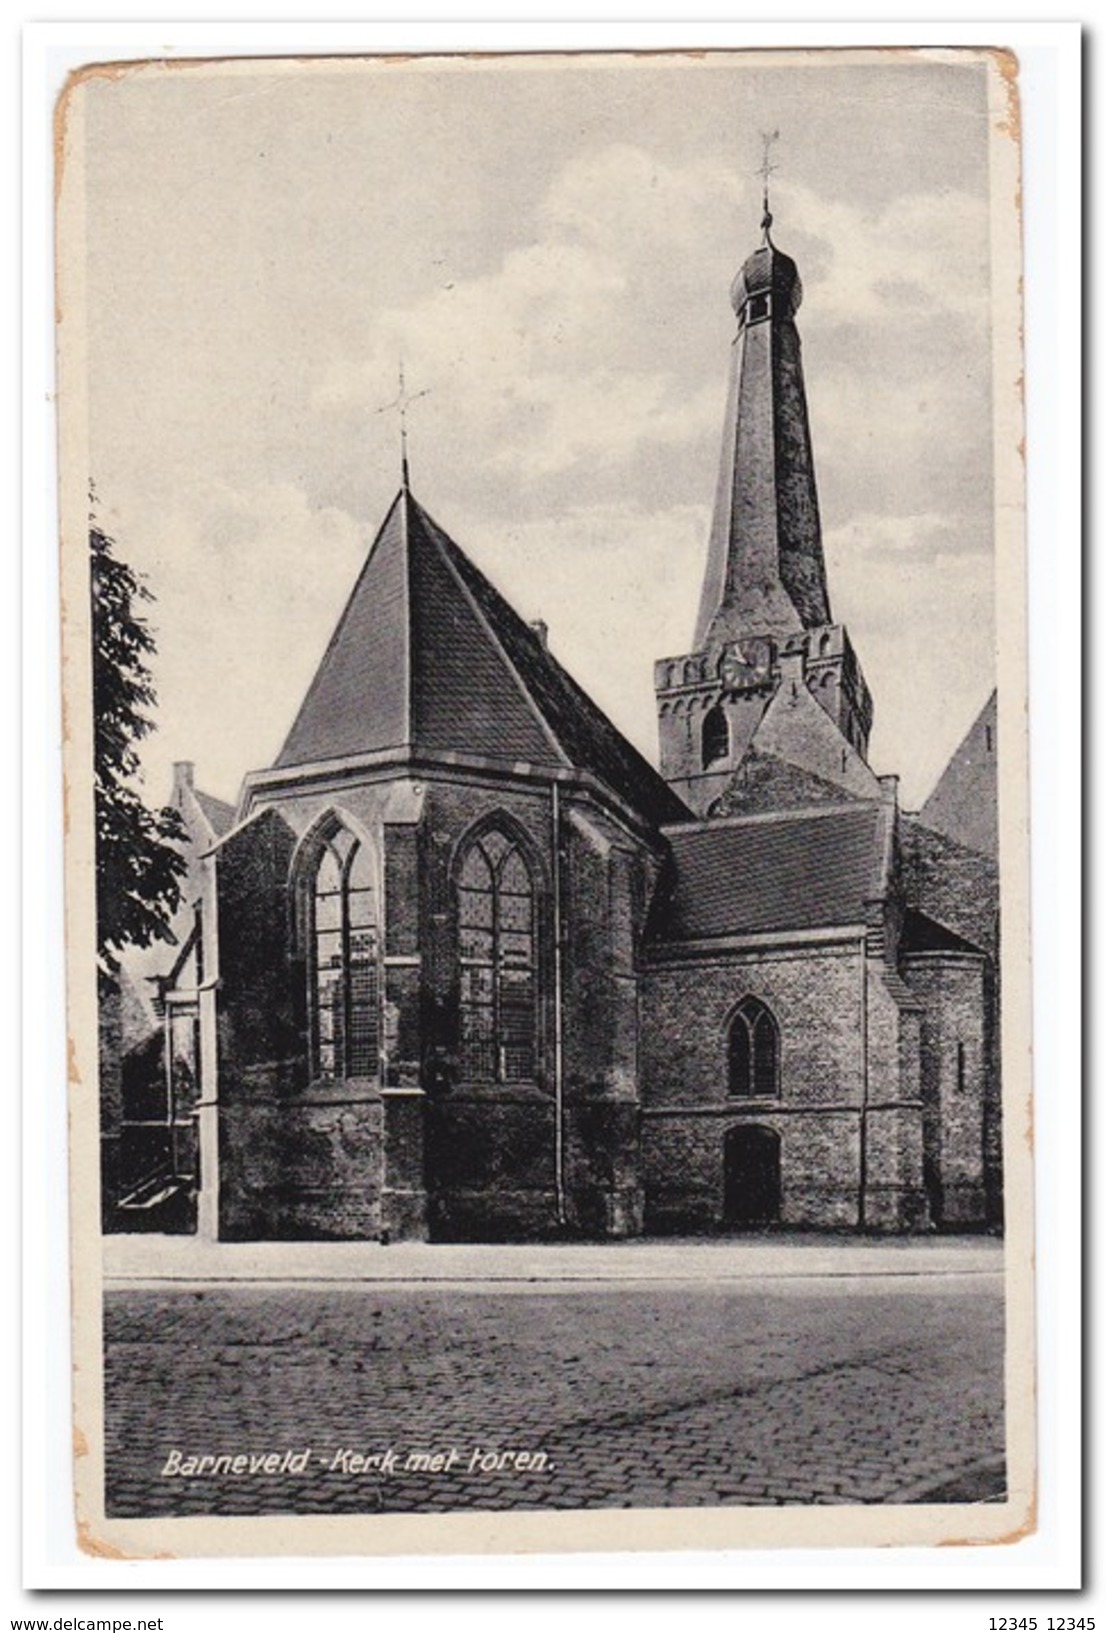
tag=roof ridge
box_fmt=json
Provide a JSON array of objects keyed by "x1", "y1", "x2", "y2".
[
  {"x1": 274, "y1": 490, "x2": 410, "y2": 768},
  {"x1": 407, "y1": 494, "x2": 689, "y2": 826},
  {"x1": 193, "y1": 787, "x2": 237, "y2": 835},
  {"x1": 663, "y1": 799, "x2": 878, "y2": 835},
  {"x1": 407, "y1": 496, "x2": 568, "y2": 768}
]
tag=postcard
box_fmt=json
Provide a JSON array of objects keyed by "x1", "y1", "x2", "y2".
[{"x1": 55, "y1": 46, "x2": 1032, "y2": 1559}]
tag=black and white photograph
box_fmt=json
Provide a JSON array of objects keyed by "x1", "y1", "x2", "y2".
[{"x1": 55, "y1": 45, "x2": 1034, "y2": 1560}]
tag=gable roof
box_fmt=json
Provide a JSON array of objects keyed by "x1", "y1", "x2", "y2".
[
  {"x1": 744, "y1": 668, "x2": 882, "y2": 801},
  {"x1": 899, "y1": 907, "x2": 985, "y2": 957},
  {"x1": 193, "y1": 788, "x2": 236, "y2": 837},
  {"x1": 899, "y1": 814, "x2": 998, "y2": 959},
  {"x1": 707, "y1": 747, "x2": 868, "y2": 818},
  {"x1": 647, "y1": 802, "x2": 883, "y2": 944},
  {"x1": 917, "y1": 691, "x2": 997, "y2": 858},
  {"x1": 274, "y1": 491, "x2": 419, "y2": 769},
  {"x1": 275, "y1": 488, "x2": 689, "y2": 829}
]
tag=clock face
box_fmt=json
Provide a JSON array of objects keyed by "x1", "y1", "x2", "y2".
[
  {"x1": 720, "y1": 654, "x2": 751, "y2": 689},
  {"x1": 720, "y1": 637, "x2": 773, "y2": 690}
]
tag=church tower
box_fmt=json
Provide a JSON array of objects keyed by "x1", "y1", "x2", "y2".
[{"x1": 656, "y1": 192, "x2": 874, "y2": 816}]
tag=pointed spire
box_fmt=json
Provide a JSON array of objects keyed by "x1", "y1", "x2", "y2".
[
  {"x1": 272, "y1": 491, "x2": 687, "y2": 823},
  {"x1": 692, "y1": 177, "x2": 831, "y2": 651}
]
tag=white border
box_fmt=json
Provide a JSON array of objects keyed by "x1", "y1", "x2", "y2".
[{"x1": 21, "y1": 15, "x2": 1081, "y2": 1607}]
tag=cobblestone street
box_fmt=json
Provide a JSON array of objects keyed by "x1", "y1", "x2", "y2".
[{"x1": 102, "y1": 1244, "x2": 1004, "y2": 1517}]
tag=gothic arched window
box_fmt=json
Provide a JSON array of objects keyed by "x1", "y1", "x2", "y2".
[
  {"x1": 309, "y1": 825, "x2": 380, "y2": 1081},
  {"x1": 457, "y1": 828, "x2": 537, "y2": 1083},
  {"x1": 728, "y1": 997, "x2": 780, "y2": 1099},
  {"x1": 702, "y1": 702, "x2": 729, "y2": 769}
]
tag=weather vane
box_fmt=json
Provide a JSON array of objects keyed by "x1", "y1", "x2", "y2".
[
  {"x1": 374, "y1": 361, "x2": 430, "y2": 489},
  {"x1": 756, "y1": 129, "x2": 780, "y2": 236}
]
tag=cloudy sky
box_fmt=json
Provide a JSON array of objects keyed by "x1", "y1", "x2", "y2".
[{"x1": 72, "y1": 50, "x2": 1001, "y2": 810}]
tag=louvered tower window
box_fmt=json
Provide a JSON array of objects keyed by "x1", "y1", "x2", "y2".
[
  {"x1": 457, "y1": 829, "x2": 536, "y2": 1083},
  {"x1": 310, "y1": 826, "x2": 380, "y2": 1080},
  {"x1": 703, "y1": 702, "x2": 730, "y2": 769}
]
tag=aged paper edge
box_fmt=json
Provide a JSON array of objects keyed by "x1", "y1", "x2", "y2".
[{"x1": 56, "y1": 43, "x2": 1033, "y2": 1561}]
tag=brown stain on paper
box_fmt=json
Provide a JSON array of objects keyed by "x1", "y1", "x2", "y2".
[
  {"x1": 78, "y1": 1516, "x2": 175, "y2": 1561},
  {"x1": 939, "y1": 1484, "x2": 1038, "y2": 1548},
  {"x1": 993, "y1": 48, "x2": 1025, "y2": 264},
  {"x1": 994, "y1": 47, "x2": 1022, "y2": 144}
]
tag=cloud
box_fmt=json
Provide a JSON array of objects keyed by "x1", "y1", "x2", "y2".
[
  {"x1": 110, "y1": 479, "x2": 714, "y2": 801},
  {"x1": 309, "y1": 144, "x2": 749, "y2": 488},
  {"x1": 825, "y1": 509, "x2": 991, "y2": 567},
  {"x1": 439, "y1": 496, "x2": 996, "y2": 807},
  {"x1": 104, "y1": 475, "x2": 994, "y2": 817},
  {"x1": 786, "y1": 181, "x2": 991, "y2": 331},
  {"x1": 110, "y1": 481, "x2": 365, "y2": 804},
  {"x1": 305, "y1": 142, "x2": 992, "y2": 535},
  {"x1": 88, "y1": 135, "x2": 998, "y2": 815},
  {"x1": 436, "y1": 497, "x2": 711, "y2": 758},
  {"x1": 312, "y1": 241, "x2": 721, "y2": 481},
  {"x1": 541, "y1": 142, "x2": 745, "y2": 254},
  {"x1": 825, "y1": 513, "x2": 994, "y2": 804}
]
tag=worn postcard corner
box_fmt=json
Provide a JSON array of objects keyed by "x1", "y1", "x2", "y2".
[{"x1": 56, "y1": 44, "x2": 1033, "y2": 1562}]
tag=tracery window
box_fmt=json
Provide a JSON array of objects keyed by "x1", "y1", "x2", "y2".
[
  {"x1": 728, "y1": 997, "x2": 780, "y2": 1099},
  {"x1": 310, "y1": 825, "x2": 380, "y2": 1080},
  {"x1": 457, "y1": 828, "x2": 536, "y2": 1083}
]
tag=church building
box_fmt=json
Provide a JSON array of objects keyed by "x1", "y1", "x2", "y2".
[{"x1": 101, "y1": 198, "x2": 1002, "y2": 1241}]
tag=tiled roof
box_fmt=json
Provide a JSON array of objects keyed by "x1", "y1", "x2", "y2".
[
  {"x1": 648, "y1": 803, "x2": 882, "y2": 943},
  {"x1": 707, "y1": 748, "x2": 867, "y2": 818},
  {"x1": 275, "y1": 489, "x2": 688, "y2": 829},
  {"x1": 918, "y1": 690, "x2": 998, "y2": 859},
  {"x1": 275, "y1": 492, "x2": 412, "y2": 769},
  {"x1": 899, "y1": 908, "x2": 984, "y2": 957},
  {"x1": 193, "y1": 788, "x2": 236, "y2": 837},
  {"x1": 414, "y1": 501, "x2": 689, "y2": 828},
  {"x1": 900, "y1": 817, "x2": 998, "y2": 959}
]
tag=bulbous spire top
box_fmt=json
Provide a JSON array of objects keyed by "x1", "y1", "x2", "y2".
[{"x1": 729, "y1": 233, "x2": 803, "y2": 322}]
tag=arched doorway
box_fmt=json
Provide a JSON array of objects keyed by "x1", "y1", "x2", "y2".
[{"x1": 723, "y1": 1125, "x2": 781, "y2": 1227}]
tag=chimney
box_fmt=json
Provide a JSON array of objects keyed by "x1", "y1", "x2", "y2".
[{"x1": 530, "y1": 619, "x2": 549, "y2": 651}]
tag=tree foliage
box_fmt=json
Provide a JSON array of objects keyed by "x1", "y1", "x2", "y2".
[{"x1": 91, "y1": 522, "x2": 186, "y2": 974}]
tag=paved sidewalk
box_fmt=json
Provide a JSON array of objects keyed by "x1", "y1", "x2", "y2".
[{"x1": 103, "y1": 1232, "x2": 1003, "y2": 1287}]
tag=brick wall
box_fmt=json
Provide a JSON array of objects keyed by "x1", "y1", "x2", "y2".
[
  {"x1": 207, "y1": 786, "x2": 389, "y2": 1236},
  {"x1": 643, "y1": 942, "x2": 863, "y2": 1109},
  {"x1": 641, "y1": 942, "x2": 865, "y2": 1228},
  {"x1": 901, "y1": 951, "x2": 993, "y2": 1227},
  {"x1": 218, "y1": 1091, "x2": 384, "y2": 1240},
  {"x1": 641, "y1": 939, "x2": 930, "y2": 1231},
  {"x1": 416, "y1": 781, "x2": 654, "y2": 1238},
  {"x1": 239, "y1": 771, "x2": 655, "y2": 1241},
  {"x1": 642, "y1": 1106, "x2": 863, "y2": 1231},
  {"x1": 211, "y1": 795, "x2": 429, "y2": 1238},
  {"x1": 214, "y1": 806, "x2": 304, "y2": 1090}
]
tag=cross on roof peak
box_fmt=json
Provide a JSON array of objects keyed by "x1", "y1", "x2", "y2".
[
  {"x1": 374, "y1": 361, "x2": 431, "y2": 489},
  {"x1": 756, "y1": 129, "x2": 780, "y2": 238}
]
